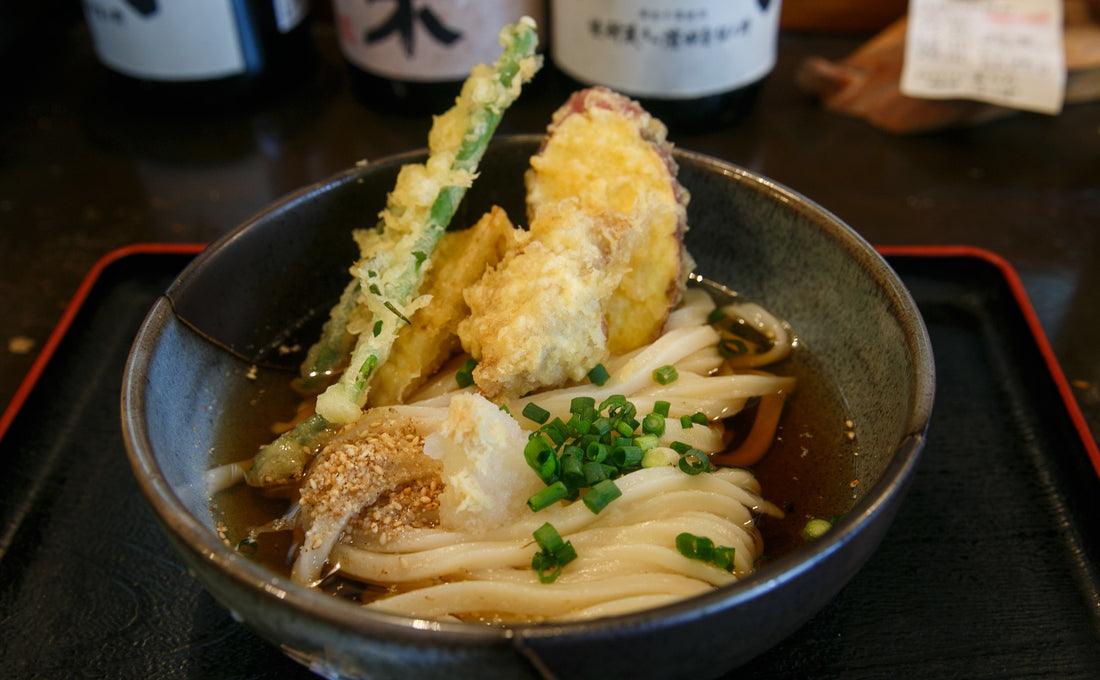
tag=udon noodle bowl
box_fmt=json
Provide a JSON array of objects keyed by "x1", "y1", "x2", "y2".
[{"x1": 203, "y1": 47, "x2": 850, "y2": 625}]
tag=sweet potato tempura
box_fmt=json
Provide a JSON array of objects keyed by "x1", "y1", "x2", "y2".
[
  {"x1": 528, "y1": 87, "x2": 692, "y2": 355},
  {"x1": 459, "y1": 87, "x2": 692, "y2": 401}
]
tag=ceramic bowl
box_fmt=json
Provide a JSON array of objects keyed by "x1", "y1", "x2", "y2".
[{"x1": 122, "y1": 135, "x2": 934, "y2": 679}]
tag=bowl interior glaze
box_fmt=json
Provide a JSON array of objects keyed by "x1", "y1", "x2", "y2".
[{"x1": 123, "y1": 135, "x2": 934, "y2": 680}]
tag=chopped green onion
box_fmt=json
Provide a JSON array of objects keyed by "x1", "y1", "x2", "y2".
[
  {"x1": 582, "y1": 460, "x2": 609, "y2": 485},
  {"x1": 599, "y1": 394, "x2": 634, "y2": 421},
  {"x1": 561, "y1": 455, "x2": 585, "y2": 488},
  {"x1": 642, "y1": 413, "x2": 665, "y2": 436},
  {"x1": 678, "y1": 448, "x2": 712, "y2": 475},
  {"x1": 542, "y1": 417, "x2": 568, "y2": 446},
  {"x1": 553, "y1": 540, "x2": 578, "y2": 565},
  {"x1": 691, "y1": 412, "x2": 708, "y2": 426},
  {"x1": 527, "y1": 481, "x2": 569, "y2": 512},
  {"x1": 801, "y1": 517, "x2": 834, "y2": 540},
  {"x1": 519, "y1": 392, "x2": 721, "y2": 517},
  {"x1": 676, "y1": 532, "x2": 736, "y2": 573},
  {"x1": 611, "y1": 445, "x2": 643, "y2": 468},
  {"x1": 567, "y1": 414, "x2": 591, "y2": 436},
  {"x1": 653, "y1": 365, "x2": 678, "y2": 385},
  {"x1": 676, "y1": 532, "x2": 713, "y2": 560},
  {"x1": 587, "y1": 363, "x2": 610, "y2": 386},
  {"x1": 523, "y1": 402, "x2": 551, "y2": 424},
  {"x1": 669, "y1": 441, "x2": 692, "y2": 455},
  {"x1": 641, "y1": 447, "x2": 678, "y2": 468},
  {"x1": 455, "y1": 358, "x2": 477, "y2": 388},
  {"x1": 615, "y1": 419, "x2": 636, "y2": 437},
  {"x1": 590, "y1": 417, "x2": 612, "y2": 437},
  {"x1": 570, "y1": 396, "x2": 596, "y2": 416},
  {"x1": 633, "y1": 433, "x2": 659, "y2": 452},
  {"x1": 531, "y1": 522, "x2": 577, "y2": 584},
  {"x1": 561, "y1": 444, "x2": 583, "y2": 460},
  {"x1": 680, "y1": 414, "x2": 695, "y2": 429},
  {"x1": 524, "y1": 437, "x2": 558, "y2": 483},
  {"x1": 236, "y1": 536, "x2": 258, "y2": 557},
  {"x1": 583, "y1": 479, "x2": 621, "y2": 514},
  {"x1": 707, "y1": 307, "x2": 727, "y2": 324},
  {"x1": 585, "y1": 441, "x2": 610, "y2": 463},
  {"x1": 533, "y1": 522, "x2": 565, "y2": 553},
  {"x1": 753, "y1": 554, "x2": 773, "y2": 568}
]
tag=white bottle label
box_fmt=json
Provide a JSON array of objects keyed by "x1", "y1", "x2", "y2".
[
  {"x1": 333, "y1": 0, "x2": 546, "y2": 81},
  {"x1": 552, "y1": 0, "x2": 781, "y2": 98},
  {"x1": 274, "y1": 0, "x2": 310, "y2": 33},
  {"x1": 83, "y1": 0, "x2": 246, "y2": 81}
]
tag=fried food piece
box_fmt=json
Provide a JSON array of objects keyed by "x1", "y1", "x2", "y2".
[
  {"x1": 459, "y1": 199, "x2": 643, "y2": 401},
  {"x1": 293, "y1": 413, "x2": 441, "y2": 583},
  {"x1": 526, "y1": 87, "x2": 692, "y2": 355},
  {"x1": 368, "y1": 206, "x2": 519, "y2": 406}
]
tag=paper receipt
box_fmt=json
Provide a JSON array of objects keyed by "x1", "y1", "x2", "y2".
[{"x1": 900, "y1": 0, "x2": 1066, "y2": 114}]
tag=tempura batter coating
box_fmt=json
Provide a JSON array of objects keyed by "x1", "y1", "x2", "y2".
[
  {"x1": 368, "y1": 206, "x2": 519, "y2": 406},
  {"x1": 458, "y1": 87, "x2": 692, "y2": 401},
  {"x1": 526, "y1": 87, "x2": 692, "y2": 355},
  {"x1": 459, "y1": 200, "x2": 642, "y2": 401}
]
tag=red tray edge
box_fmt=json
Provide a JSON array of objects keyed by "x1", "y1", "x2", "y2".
[
  {"x1": 0, "y1": 242, "x2": 207, "y2": 442},
  {"x1": 876, "y1": 244, "x2": 1100, "y2": 482}
]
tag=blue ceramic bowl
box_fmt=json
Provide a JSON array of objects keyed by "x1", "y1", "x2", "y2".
[{"x1": 122, "y1": 135, "x2": 934, "y2": 679}]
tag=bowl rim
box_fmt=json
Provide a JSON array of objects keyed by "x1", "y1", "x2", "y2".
[{"x1": 122, "y1": 134, "x2": 935, "y2": 646}]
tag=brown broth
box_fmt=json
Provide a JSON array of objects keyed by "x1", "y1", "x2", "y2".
[{"x1": 748, "y1": 341, "x2": 863, "y2": 559}]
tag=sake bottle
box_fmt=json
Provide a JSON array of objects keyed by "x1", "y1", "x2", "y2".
[
  {"x1": 82, "y1": 0, "x2": 314, "y2": 105},
  {"x1": 332, "y1": 0, "x2": 547, "y2": 114},
  {"x1": 549, "y1": 0, "x2": 781, "y2": 130}
]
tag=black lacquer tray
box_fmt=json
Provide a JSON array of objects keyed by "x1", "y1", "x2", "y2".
[{"x1": 1, "y1": 245, "x2": 1097, "y2": 679}]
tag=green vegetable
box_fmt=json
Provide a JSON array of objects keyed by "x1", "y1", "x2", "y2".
[
  {"x1": 676, "y1": 532, "x2": 736, "y2": 572},
  {"x1": 524, "y1": 437, "x2": 559, "y2": 484},
  {"x1": 587, "y1": 363, "x2": 610, "y2": 386},
  {"x1": 455, "y1": 357, "x2": 478, "y2": 388},
  {"x1": 246, "y1": 19, "x2": 541, "y2": 487},
  {"x1": 522, "y1": 402, "x2": 551, "y2": 424},
  {"x1": 641, "y1": 413, "x2": 665, "y2": 436},
  {"x1": 801, "y1": 517, "x2": 835, "y2": 540},
  {"x1": 295, "y1": 279, "x2": 360, "y2": 392},
  {"x1": 527, "y1": 482, "x2": 570, "y2": 512},
  {"x1": 531, "y1": 522, "x2": 577, "y2": 583},
  {"x1": 641, "y1": 447, "x2": 679, "y2": 468},
  {"x1": 677, "y1": 448, "x2": 712, "y2": 475},
  {"x1": 523, "y1": 393, "x2": 713, "y2": 515},
  {"x1": 582, "y1": 479, "x2": 621, "y2": 514},
  {"x1": 653, "y1": 364, "x2": 678, "y2": 385}
]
